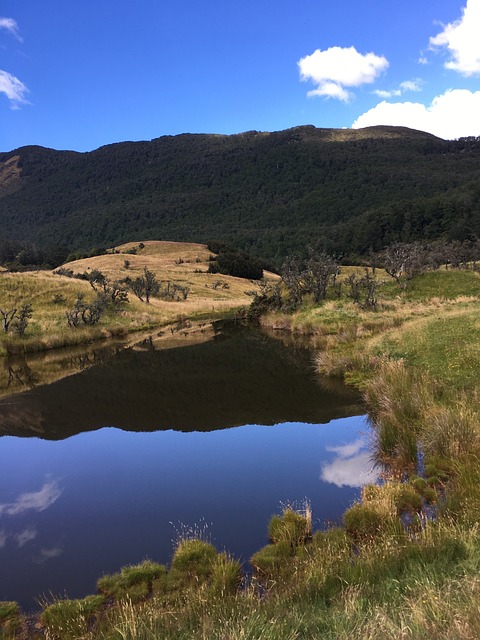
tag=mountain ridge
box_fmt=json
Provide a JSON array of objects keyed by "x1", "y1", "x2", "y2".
[{"x1": 1, "y1": 125, "x2": 478, "y2": 261}]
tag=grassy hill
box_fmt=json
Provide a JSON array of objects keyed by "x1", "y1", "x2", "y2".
[
  {"x1": 0, "y1": 240, "x2": 265, "y2": 356},
  {"x1": 1, "y1": 126, "x2": 480, "y2": 262}
]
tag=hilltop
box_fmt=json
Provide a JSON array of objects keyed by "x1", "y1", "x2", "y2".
[
  {"x1": 1, "y1": 125, "x2": 480, "y2": 262},
  {"x1": 0, "y1": 240, "x2": 268, "y2": 357}
]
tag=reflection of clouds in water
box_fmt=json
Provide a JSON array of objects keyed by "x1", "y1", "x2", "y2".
[
  {"x1": 326, "y1": 438, "x2": 365, "y2": 459},
  {"x1": 0, "y1": 529, "x2": 6, "y2": 548},
  {"x1": 0, "y1": 479, "x2": 62, "y2": 517},
  {"x1": 35, "y1": 545, "x2": 63, "y2": 564},
  {"x1": 15, "y1": 526, "x2": 37, "y2": 548},
  {"x1": 321, "y1": 439, "x2": 380, "y2": 488}
]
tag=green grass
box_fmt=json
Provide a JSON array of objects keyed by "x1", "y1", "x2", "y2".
[{"x1": 374, "y1": 307, "x2": 480, "y2": 389}]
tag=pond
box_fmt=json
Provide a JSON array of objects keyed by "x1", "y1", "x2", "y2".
[{"x1": 0, "y1": 322, "x2": 378, "y2": 610}]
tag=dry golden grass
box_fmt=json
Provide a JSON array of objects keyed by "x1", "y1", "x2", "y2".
[{"x1": 0, "y1": 241, "x2": 263, "y2": 356}]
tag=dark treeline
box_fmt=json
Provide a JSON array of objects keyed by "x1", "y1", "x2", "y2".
[
  {"x1": 1, "y1": 126, "x2": 480, "y2": 265},
  {"x1": 0, "y1": 238, "x2": 69, "y2": 270}
]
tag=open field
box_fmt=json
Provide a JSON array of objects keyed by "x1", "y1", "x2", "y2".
[{"x1": 0, "y1": 241, "x2": 266, "y2": 356}]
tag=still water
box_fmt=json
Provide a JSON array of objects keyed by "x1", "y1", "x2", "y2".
[{"x1": 0, "y1": 322, "x2": 378, "y2": 610}]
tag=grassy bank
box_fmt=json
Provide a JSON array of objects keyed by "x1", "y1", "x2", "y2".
[
  {"x1": 0, "y1": 241, "x2": 261, "y2": 356},
  {"x1": 3, "y1": 267, "x2": 480, "y2": 639}
]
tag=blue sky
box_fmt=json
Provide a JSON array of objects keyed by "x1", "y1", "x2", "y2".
[{"x1": 1, "y1": 0, "x2": 479, "y2": 152}]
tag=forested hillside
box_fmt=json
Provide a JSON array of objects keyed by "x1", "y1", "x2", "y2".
[{"x1": 1, "y1": 125, "x2": 480, "y2": 262}]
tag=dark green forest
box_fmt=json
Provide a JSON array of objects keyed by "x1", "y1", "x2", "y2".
[{"x1": 1, "y1": 125, "x2": 480, "y2": 263}]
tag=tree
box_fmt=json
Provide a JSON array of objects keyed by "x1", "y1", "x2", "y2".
[
  {"x1": 0, "y1": 303, "x2": 33, "y2": 335},
  {"x1": 86, "y1": 269, "x2": 129, "y2": 306},
  {"x1": 125, "y1": 267, "x2": 160, "y2": 303},
  {"x1": 383, "y1": 242, "x2": 426, "y2": 290}
]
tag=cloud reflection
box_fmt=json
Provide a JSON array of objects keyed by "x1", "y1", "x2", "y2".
[
  {"x1": 35, "y1": 545, "x2": 64, "y2": 564},
  {"x1": 321, "y1": 438, "x2": 380, "y2": 488},
  {"x1": 15, "y1": 526, "x2": 37, "y2": 547},
  {"x1": 0, "y1": 479, "x2": 62, "y2": 517}
]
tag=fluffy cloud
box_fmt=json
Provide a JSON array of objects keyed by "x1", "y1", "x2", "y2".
[
  {"x1": 352, "y1": 89, "x2": 480, "y2": 139},
  {"x1": 298, "y1": 46, "x2": 389, "y2": 102},
  {"x1": 429, "y1": 0, "x2": 480, "y2": 76},
  {"x1": 321, "y1": 437, "x2": 379, "y2": 488},
  {"x1": 0, "y1": 17, "x2": 22, "y2": 41}
]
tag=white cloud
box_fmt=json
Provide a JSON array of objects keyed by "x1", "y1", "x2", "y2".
[
  {"x1": 0, "y1": 480, "x2": 62, "y2": 517},
  {"x1": 373, "y1": 79, "x2": 423, "y2": 99},
  {"x1": 326, "y1": 438, "x2": 365, "y2": 459},
  {"x1": 15, "y1": 526, "x2": 37, "y2": 548},
  {"x1": 298, "y1": 46, "x2": 389, "y2": 102},
  {"x1": 321, "y1": 437, "x2": 379, "y2": 488},
  {"x1": 0, "y1": 17, "x2": 22, "y2": 41},
  {"x1": 0, "y1": 70, "x2": 29, "y2": 108},
  {"x1": 352, "y1": 89, "x2": 480, "y2": 139},
  {"x1": 429, "y1": 0, "x2": 480, "y2": 76},
  {"x1": 321, "y1": 451, "x2": 379, "y2": 488}
]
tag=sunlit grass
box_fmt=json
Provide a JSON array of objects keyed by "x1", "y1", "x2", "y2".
[{"x1": 0, "y1": 241, "x2": 264, "y2": 356}]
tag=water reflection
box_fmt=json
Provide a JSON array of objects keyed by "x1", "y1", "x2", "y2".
[
  {"x1": 322, "y1": 439, "x2": 380, "y2": 488},
  {"x1": 0, "y1": 417, "x2": 374, "y2": 610},
  {"x1": 0, "y1": 322, "x2": 363, "y2": 439},
  {"x1": 0, "y1": 479, "x2": 62, "y2": 516},
  {"x1": 0, "y1": 322, "x2": 373, "y2": 610}
]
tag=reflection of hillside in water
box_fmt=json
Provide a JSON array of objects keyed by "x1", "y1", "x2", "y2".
[{"x1": 0, "y1": 322, "x2": 363, "y2": 440}]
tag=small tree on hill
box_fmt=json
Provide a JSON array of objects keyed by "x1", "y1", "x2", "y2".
[
  {"x1": 0, "y1": 303, "x2": 33, "y2": 335},
  {"x1": 125, "y1": 267, "x2": 160, "y2": 303}
]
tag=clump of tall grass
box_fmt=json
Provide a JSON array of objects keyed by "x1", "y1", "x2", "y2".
[
  {"x1": 210, "y1": 552, "x2": 243, "y2": 596},
  {"x1": 0, "y1": 601, "x2": 21, "y2": 637},
  {"x1": 268, "y1": 504, "x2": 312, "y2": 548},
  {"x1": 171, "y1": 538, "x2": 218, "y2": 585},
  {"x1": 97, "y1": 560, "x2": 166, "y2": 602},
  {"x1": 365, "y1": 359, "x2": 431, "y2": 466},
  {"x1": 421, "y1": 402, "x2": 480, "y2": 460},
  {"x1": 251, "y1": 503, "x2": 312, "y2": 580},
  {"x1": 39, "y1": 594, "x2": 104, "y2": 640}
]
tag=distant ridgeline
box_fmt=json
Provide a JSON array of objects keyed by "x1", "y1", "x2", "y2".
[{"x1": 1, "y1": 126, "x2": 480, "y2": 263}]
